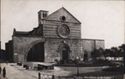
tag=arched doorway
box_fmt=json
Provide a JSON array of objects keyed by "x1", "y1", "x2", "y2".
[
  {"x1": 27, "y1": 42, "x2": 44, "y2": 62},
  {"x1": 58, "y1": 41, "x2": 70, "y2": 63}
]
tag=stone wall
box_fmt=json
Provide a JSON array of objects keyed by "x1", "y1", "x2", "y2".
[
  {"x1": 81, "y1": 39, "x2": 104, "y2": 60},
  {"x1": 13, "y1": 36, "x2": 104, "y2": 63},
  {"x1": 44, "y1": 38, "x2": 104, "y2": 62},
  {"x1": 42, "y1": 20, "x2": 81, "y2": 39},
  {"x1": 95, "y1": 40, "x2": 105, "y2": 49},
  {"x1": 44, "y1": 38, "x2": 82, "y2": 62}
]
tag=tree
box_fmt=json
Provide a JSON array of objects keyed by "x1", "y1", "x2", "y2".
[
  {"x1": 104, "y1": 49, "x2": 111, "y2": 57},
  {"x1": 91, "y1": 48, "x2": 104, "y2": 61}
]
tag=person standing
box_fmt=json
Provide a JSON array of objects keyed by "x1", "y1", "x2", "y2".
[
  {"x1": 3, "y1": 67, "x2": 6, "y2": 78},
  {"x1": 38, "y1": 72, "x2": 41, "y2": 79},
  {"x1": 0, "y1": 66, "x2": 1, "y2": 74},
  {"x1": 52, "y1": 75, "x2": 55, "y2": 79}
]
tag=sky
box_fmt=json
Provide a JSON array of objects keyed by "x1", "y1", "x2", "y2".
[{"x1": 1, "y1": 0, "x2": 125, "y2": 49}]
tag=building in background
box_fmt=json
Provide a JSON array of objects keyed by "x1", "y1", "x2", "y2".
[
  {"x1": 5, "y1": 40, "x2": 13, "y2": 62},
  {"x1": 6, "y1": 7, "x2": 104, "y2": 63}
]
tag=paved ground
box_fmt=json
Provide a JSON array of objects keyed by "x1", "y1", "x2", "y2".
[
  {"x1": 0, "y1": 63, "x2": 72, "y2": 79},
  {"x1": 0, "y1": 63, "x2": 38, "y2": 79},
  {"x1": 0, "y1": 74, "x2": 7, "y2": 79},
  {"x1": 0, "y1": 63, "x2": 124, "y2": 79}
]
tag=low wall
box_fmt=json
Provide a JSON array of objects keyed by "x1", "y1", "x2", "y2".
[{"x1": 54, "y1": 66, "x2": 104, "y2": 75}]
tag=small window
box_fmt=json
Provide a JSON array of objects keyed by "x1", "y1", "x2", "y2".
[
  {"x1": 60, "y1": 16, "x2": 66, "y2": 21},
  {"x1": 43, "y1": 13, "x2": 47, "y2": 18}
]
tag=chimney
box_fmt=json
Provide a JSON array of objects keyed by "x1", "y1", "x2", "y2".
[{"x1": 38, "y1": 10, "x2": 48, "y2": 24}]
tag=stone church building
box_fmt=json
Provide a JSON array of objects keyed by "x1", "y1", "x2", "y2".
[{"x1": 6, "y1": 7, "x2": 104, "y2": 63}]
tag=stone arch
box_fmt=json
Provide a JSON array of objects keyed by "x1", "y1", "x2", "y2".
[
  {"x1": 24, "y1": 39, "x2": 44, "y2": 62},
  {"x1": 57, "y1": 41, "x2": 71, "y2": 63}
]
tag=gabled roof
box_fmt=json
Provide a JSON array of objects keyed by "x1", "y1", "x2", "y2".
[{"x1": 46, "y1": 7, "x2": 81, "y2": 24}]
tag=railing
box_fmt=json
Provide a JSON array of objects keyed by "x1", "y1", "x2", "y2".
[
  {"x1": 55, "y1": 75, "x2": 123, "y2": 79},
  {"x1": 38, "y1": 74, "x2": 123, "y2": 79}
]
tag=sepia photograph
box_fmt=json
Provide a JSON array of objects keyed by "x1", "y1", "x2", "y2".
[{"x1": 0, "y1": 0, "x2": 125, "y2": 79}]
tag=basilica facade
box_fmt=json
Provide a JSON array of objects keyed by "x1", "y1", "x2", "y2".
[{"x1": 6, "y1": 7, "x2": 104, "y2": 63}]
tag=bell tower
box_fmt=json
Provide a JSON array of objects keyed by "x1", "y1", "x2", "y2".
[{"x1": 38, "y1": 10, "x2": 48, "y2": 25}]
